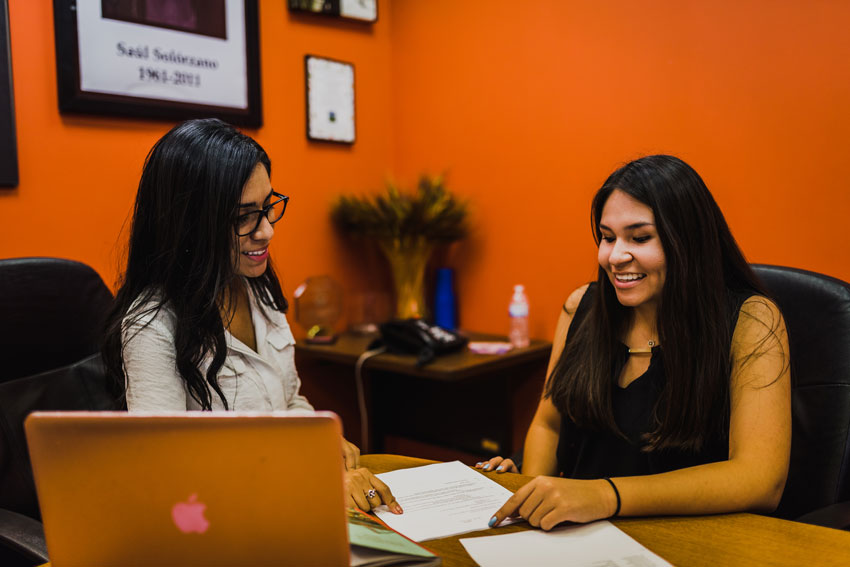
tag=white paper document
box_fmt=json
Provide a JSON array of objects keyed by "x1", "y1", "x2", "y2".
[
  {"x1": 459, "y1": 521, "x2": 671, "y2": 567},
  {"x1": 374, "y1": 460, "x2": 519, "y2": 542}
]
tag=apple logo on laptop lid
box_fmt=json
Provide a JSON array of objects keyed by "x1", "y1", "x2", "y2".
[{"x1": 171, "y1": 493, "x2": 210, "y2": 534}]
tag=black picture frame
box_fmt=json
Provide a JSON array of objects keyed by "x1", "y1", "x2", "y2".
[
  {"x1": 288, "y1": 0, "x2": 378, "y2": 23},
  {"x1": 53, "y1": 0, "x2": 262, "y2": 127},
  {"x1": 304, "y1": 54, "x2": 355, "y2": 144},
  {"x1": 0, "y1": 0, "x2": 18, "y2": 187}
]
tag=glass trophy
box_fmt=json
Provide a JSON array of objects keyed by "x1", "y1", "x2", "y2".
[{"x1": 293, "y1": 275, "x2": 343, "y2": 344}]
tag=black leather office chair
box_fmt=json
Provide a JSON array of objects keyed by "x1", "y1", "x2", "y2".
[
  {"x1": 752, "y1": 264, "x2": 850, "y2": 528},
  {"x1": 0, "y1": 257, "x2": 114, "y2": 383},
  {"x1": 0, "y1": 355, "x2": 121, "y2": 566},
  {"x1": 0, "y1": 258, "x2": 119, "y2": 566}
]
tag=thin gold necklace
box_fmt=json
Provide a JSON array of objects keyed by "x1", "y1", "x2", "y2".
[{"x1": 628, "y1": 339, "x2": 658, "y2": 354}]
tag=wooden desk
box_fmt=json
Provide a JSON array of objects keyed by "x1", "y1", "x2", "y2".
[
  {"x1": 296, "y1": 332, "x2": 551, "y2": 460},
  {"x1": 361, "y1": 454, "x2": 850, "y2": 567}
]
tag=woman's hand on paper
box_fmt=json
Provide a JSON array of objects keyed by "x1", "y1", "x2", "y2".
[
  {"x1": 345, "y1": 467, "x2": 404, "y2": 515},
  {"x1": 489, "y1": 477, "x2": 616, "y2": 530},
  {"x1": 341, "y1": 436, "x2": 360, "y2": 470},
  {"x1": 474, "y1": 456, "x2": 518, "y2": 474}
]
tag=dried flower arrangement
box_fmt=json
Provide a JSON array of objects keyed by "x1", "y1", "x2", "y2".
[{"x1": 331, "y1": 176, "x2": 468, "y2": 319}]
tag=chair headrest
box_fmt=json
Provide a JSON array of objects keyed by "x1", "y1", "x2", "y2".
[
  {"x1": 0, "y1": 257, "x2": 114, "y2": 381},
  {"x1": 752, "y1": 264, "x2": 850, "y2": 388}
]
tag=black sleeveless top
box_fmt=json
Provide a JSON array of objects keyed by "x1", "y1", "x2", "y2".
[{"x1": 555, "y1": 283, "x2": 752, "y2": 479}]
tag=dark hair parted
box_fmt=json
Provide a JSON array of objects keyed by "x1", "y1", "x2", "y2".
[
  {"x1": 102, "y1": 118, "x2": 287, "y2": 410},
  {"x1": 546, "y1": 154, "x2": 769, "y2": 452}
]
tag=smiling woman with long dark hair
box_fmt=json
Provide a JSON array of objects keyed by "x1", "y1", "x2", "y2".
[
  {"x1": 102, "y1": 118, "x2": 402, "y2": 515},
  {"x1": 103, "y1": 118, "x2": 287, "y2": 412},
  {"x1": 479, "y1": 155, "x2": 790, "y2": 528}
]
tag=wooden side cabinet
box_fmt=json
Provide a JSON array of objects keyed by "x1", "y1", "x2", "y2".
[{"x1": 295, "y1": 332, "x2": 551, "y2": 461}]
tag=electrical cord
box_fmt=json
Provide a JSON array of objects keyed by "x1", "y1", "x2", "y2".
[{"x1": 354, "y1": 346, "x2": 386, "y2": 454}]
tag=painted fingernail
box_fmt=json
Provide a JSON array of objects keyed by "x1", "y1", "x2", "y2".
[
  {"x1": 488, "y1": 516, "x2": 498, "y2": 527},
  {"x1": 483, "y1": 464, "x2": 490, "y2": 470},
  {"x1": 475, "y1": 462, "x2": 483, "y2": 467},
  {"x1": 496, "y1": 465, "x2": 503, "y2": 471}
]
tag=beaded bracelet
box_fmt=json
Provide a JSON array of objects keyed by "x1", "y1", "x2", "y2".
[{"x1": 602, "y1": 477, "x2": 621, "y2": 517}]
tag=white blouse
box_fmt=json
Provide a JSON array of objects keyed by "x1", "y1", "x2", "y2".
[{"x1": 122, "y1": 287, "x2": 314, "y2": 413}]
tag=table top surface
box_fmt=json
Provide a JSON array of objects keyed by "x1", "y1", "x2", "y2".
[
  {"x1": 361, "y1": 454, "x2": 850, "y2": 567},
  {"x1": 295, "y1": 331, "x2": 552, "y2": 380}
]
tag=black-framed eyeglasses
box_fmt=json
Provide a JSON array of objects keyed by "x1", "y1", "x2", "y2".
[{"x1": 235, "y1": 191, "x2": 289, "y2": 236}]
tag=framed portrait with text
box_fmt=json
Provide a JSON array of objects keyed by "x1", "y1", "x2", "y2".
[
  {"x1": 53, "y1": 0, "x2": 262, "y2": 127},
  {"x1": 305, "y1": 55, "x2": 355, "y2": 144},
  {"x1": 288, "y1": 0, "x2": 378, "y2": 23},
  {"x1": 1, "y1": 0, "x2": 18, "y2": 187}
]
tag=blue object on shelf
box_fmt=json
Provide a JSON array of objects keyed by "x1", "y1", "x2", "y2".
[{"x1": 433, "y1": 267, "x2": 457, "y2": 330}]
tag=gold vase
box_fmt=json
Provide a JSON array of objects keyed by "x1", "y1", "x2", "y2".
[{"x1": 378, "y1": 237, "x2": 433, "y2": 319}]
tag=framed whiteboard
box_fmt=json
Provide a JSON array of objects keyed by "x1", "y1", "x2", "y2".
[{"x1": 305, "y1": 55, "x2": 355, "y2": 144}]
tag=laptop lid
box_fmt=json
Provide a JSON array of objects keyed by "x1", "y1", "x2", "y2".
[{"x1": 25, "y1": 411, "x2": 350, "y2": 567}]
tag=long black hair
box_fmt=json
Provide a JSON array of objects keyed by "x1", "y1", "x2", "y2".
[
  {"x1": 546, "y1": 155, "x2": 768, "y2": 452},
  {"x1": 103, "y1": 118, "x2": 288, "y2": 409}
]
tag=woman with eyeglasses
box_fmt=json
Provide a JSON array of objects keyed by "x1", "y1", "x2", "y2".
[
  {"x1": 102, "y1": 118, "x2": 402, "y2": 515},
  {"x1": 478, "y1": 155, "x2": 790, "y2": 529}
]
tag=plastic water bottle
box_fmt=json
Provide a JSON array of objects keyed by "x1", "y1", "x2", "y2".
[{"x1": 508, "y1": 284, "x2": 530, "y2": 348}]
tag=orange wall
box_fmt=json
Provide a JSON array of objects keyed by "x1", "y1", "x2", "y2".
[
  {"x1": 3, "y1": 1, "x2": 850, "y2": 341},
  {"x1": 390, "y1": 0, "x2": 850, "y2": 339},
  {"x1": 0, "y1": 0, "x2": 395, "y2": 335}
]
